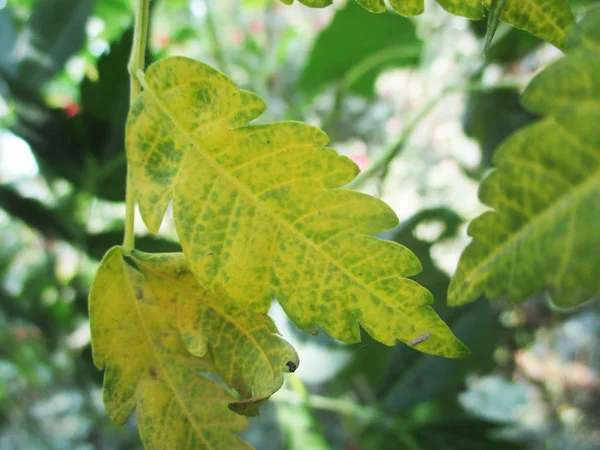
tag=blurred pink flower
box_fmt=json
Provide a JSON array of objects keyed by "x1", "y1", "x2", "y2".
[
  {"x1": 231, "y1": 27, "x2": 244, "y2": 44},
  {"x1": 348, "y1": 153, "x2": 370, "y2": 172},
  {"x1": 64, "y1": 102, "x2": 80, "y2": 117}
]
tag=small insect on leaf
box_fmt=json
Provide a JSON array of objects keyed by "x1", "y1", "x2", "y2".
[{"x1": 408, "y1": 331, "x2": 432, "y2": 347}]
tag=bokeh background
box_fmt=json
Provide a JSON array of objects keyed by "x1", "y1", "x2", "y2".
[{"x1": 1, "y1": 0, "x2": 599, "y2": 449}]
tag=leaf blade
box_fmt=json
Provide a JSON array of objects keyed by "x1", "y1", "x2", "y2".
[
  {"x1": 448, "y1": 10, "x2": 600, "y2": 307},
  {"x1": 89, "y1": 247, "x2": 252, "y2": 447},
  {"x1": 131, "y1": 251, "x2": 299, "y2": 407},
  {"x1": 127, "y1": 56, "x2": 468, "y2": 358}
]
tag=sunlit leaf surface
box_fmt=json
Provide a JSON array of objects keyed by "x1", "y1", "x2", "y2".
[{"x1": 126, "y1": 56, "x2": 468, "y2": 358}]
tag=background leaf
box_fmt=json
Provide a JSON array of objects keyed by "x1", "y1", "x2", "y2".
[
  {"x1": 282, "y1": 0, "x2": 574, "y2": 48},
  {"x1": 11, "y1": 0, "x2": 92, "y2": 88},
  {"x1": 449, "y1": 9, "x2": 600, "y2": 307},
  {"x1": 462, "y1": 88, "x2": 538, "y2": 177},
  {"x1": 299, "y1": 1, "x2": 422, "y2": 98}
]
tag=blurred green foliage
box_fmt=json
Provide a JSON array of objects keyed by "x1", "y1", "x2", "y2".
[{"x1": 0, "y1": 0, "x2": 598, "y2": 449}]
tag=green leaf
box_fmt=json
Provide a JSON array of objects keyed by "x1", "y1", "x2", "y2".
[
  {"x1": 282, "y1": 1, "x2": 576, "y2": 48},
  {"x1": 129, "y1": 251, "x2": 299, "y2": 415},
  {"x1": 90, "y1": 247, "x2": 252, "y2": 449},
  {"x1": 0, "y1": 184, "x2": 79, "y2": 243},
  {"x1": 481, "y1": 0, "x2": 575, "y2": 49},
  {"x1": 470, "y1": 18, "x2": 544, "y2": 64},
  {"x1": 280, "y1": 0, "x2": 483, "y2": 19},
  {"x1": 126, "y1": 56, "x2": 468, "y2": 358},
  {"x1": 299, "y1": 1, "x2": 422, "y2": 98},
  {"x1": 449, "y1": 9, "x2": 600, "y2": 308},
  {"x1": 463, "y1": 88, "x2": 538, "y2": 176},
  {"x1": 0, "y1": 8, "x2": 17, "y2": 77},
  {"x1": 16, "y1": 0, "x2": 93, "y2": 87},
  {"x1": 483, "y1": 0, "x2": 508, "y2": 54}
]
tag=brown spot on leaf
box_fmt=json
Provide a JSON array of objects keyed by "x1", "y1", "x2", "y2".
[
  {"x1": 136, "y1": 288, "x2": 144, "y2": 300},
  {"x1": 149, "y1": 366, "x2": 157, "y2": 379}
]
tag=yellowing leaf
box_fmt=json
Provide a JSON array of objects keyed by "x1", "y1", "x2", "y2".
[
  {"x1": 130, "y1": 250, "x2": 299, "y2": 413},
  {"x1": 126, "y1": 56, "x2": 468, "y2": 358},
  {"x1": 90, "y1": 247, "x2": 251, "y2": 449},
  {"x1": 448, "y1": 10, "x2": 600, "y2": 308},
  {"x1": 281, "y1": 1, "x2": 575, "y2": 48}
]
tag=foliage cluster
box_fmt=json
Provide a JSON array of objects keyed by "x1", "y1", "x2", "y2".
[{"x1": 0, "y1": 0, "x2": 598, "y2": 449}]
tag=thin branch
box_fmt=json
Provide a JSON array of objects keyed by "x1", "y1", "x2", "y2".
[
  {"x1": 204, "y1": 0, "x2": 229, "y2": 73},
  {"x1": 347, "y1": 79, "x2": 527, "y2": 190}
]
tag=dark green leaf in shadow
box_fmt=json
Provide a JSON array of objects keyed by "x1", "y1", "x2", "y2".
[
  {"x1": 0, "y1": 185, "x2": 78, "y2": 243},
  {"x1": 470, "y1": 19, "x2": 543, "y2": 64},
  {"x1": 16, "y1": 0, "x2": 93, "y2": 88},
  {"x1": 299, "y1": 1, "x2": 422, "y2": 98},
  {"x1": 0, "y1": 8, "x2": 17, "y2": 77},
  {"x1": 0, "y1": 184, "x2": 179, "y2": 260},
  {"x1": 85, "y1": 231, "x2": 181, "y2": 261},
  {"x1": 463, "y1": 88, "x2": 538, "y2": 178}
]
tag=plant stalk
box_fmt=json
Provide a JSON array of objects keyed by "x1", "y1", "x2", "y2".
[
  {"x1": 123, "y1": 0, "x2": 151, "y2": 251},
  {"x1": 347, "y1": 79, "x2": 527, "y2": 190}
]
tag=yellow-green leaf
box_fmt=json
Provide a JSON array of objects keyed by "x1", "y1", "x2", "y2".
[
  {"x1": 90, "y1": 247, "x2": 251, "y2": 449},
  {"x1": 481, "y1": 0, "x2": 574, "y2": 49},
  {"x1": 126, "y1": 56, "x2": 468, "y2": 358},
  {"x1": 130, "y1": 250, "x2": 299, "y2": 411},
  {"x1": 282, "y1": 1, "x2": 575, "y2": 47},
  {"x1": 448, "y1": 10, "x2": 600, "y2": 308},
  {"x1": 280, "y1": 0, "x2": 483, "y2": 19}
]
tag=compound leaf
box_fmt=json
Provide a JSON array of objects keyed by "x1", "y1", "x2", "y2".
[
  {"x1": 448, "y1": 9, "x2": 600, "y2": 308},
  {"x1": 90, "y1": 247, "x2": 251, "y2": 449},
  {"x1": 130, "y1": 250, "x2": 299, "y2": 414},
  {"x1": 281, "y1": 0, "x2": 575, "y2": 48},
  {"x1": 126, "y1": 56, "x2": 468, "y2": 358}
]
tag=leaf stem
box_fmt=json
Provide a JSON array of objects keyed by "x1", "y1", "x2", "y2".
[
  {"x1": 123, "y1": 0, "x2": 151, "y2": 252},
  {"x1": 347, "y1": 79, "x2": 527, "y2": 190},
  {"x1": 273, "y1": 387, "x2": 423, "y2": 450}
]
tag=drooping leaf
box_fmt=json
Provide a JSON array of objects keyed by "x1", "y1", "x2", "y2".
[
  {"x1": 90, "y1": 247, "x2": 252, "y2": 449},
  {"x1": 126, "y1": 56, "x2": 468, "y2": 358},
  {"x1": 282, "y1": 0, "x2": 575, "y2": 49},
  {"x1": 299, "y1": 1, "x2": 422, "y2": 98},
  {"x1": 448, "y1": 9, "x2": 600, "y2": 308},
  {"x1": 129, "y1": 250, "x2": 299, "y2": 415}
]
